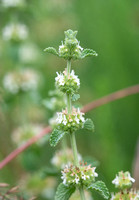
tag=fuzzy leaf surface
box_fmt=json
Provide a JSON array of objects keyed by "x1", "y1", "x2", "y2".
[
  {"x1": 84, "y1": 118, "x2": 95, "y2": 132},
  {"x1": 50, "y1": 129, "x2": 65, "y2": 147},
  {"x1": 44, "y1": 47, "x2": 59, "y2": 56},
  {"x1": 89, "y1": 181, "x2": 109, "y2": 199},
  {"x1": 81, "y1": 49, "x2": 98, "y2": 59},
  {"x1": 55, "y1": 183, "x2": 75, "y2": 200},
  {"x1": 72, "y1": 94, "x2": 80, "y2": 101}
]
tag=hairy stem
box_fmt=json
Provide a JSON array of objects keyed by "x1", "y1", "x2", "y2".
[
  {"x1": 79, "y1": 186, "x2": 86, "y2": 200},
  {"x1": 66, "y1": 59, "x2": 85, "y2": 199},
  {"x1": 66, "y1": 59, "x2": 79, "y2": 166},
  {"x1": 70, "y1": 131, "x2": 79, "y2": 166}
]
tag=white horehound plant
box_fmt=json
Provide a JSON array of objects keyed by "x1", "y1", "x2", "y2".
[{"x1": 44, "y1": 29, "x2": 109, "y2": 200}]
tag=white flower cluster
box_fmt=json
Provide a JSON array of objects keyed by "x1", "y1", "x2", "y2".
[
  {"x1": 61, "y1": 164, "x2": 98, "y2": 187},
  {"x1": 112, "y1": 171, "x2": 135, "y2": 189},
  {"x1": 56, "y1": 107, "x2": 85, "y2": 132},
  {"x1": 3, "y1": 68, "x2": 39, "y2": 94},
  {"x1": 55, "y1": 69, "x2": 80, "y2": 94},
  {"x1": 2, "y1": 0, "x2": 24, "y2": 7},
  {"x1": 51, "y1": 148, "x2": 82, "y2": 169},
  {"x1": 12, "y1": 124, "x2": 44, "y2": 146},
  {"x1": 2, "y1": 23, "x2": 28, "y2": 41},
  {"x1": 111, "y1": 189, "x2": 139, "y2": 200}
]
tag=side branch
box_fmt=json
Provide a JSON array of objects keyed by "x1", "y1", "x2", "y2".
[
  {"x1": 0, "y1": 84, "x2": 139, "y2": 169},
  {"x1": 0, "y1": 126, "x2": 51, "y2": 169},
  {"x1": 81, "y1": 84, "x2": 139, "y2": 113}
]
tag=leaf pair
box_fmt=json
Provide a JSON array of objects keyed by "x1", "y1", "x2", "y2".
[
  {"x1": 44, "y1": 47, "x2": 98, "y2": 59},
  {"x1": 55, "y1": 181, "x2": 109, "y2": 200}
]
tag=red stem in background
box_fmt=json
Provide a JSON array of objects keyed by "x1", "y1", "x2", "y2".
[
  {"x1": 81, "y1": 84, "x2": 139, "y2": 113},
  {"x1": 0, "y1": 126, "x2": 51, "y2": 169},
  {"x1": 0, "y1": 84, "x2": 139, "y2": 170}
]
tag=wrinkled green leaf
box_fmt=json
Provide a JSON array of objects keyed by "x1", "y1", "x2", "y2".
[
  {"x1": 72, "y1": 94, "x2": 80, "y2": 101},
  {"x1": 44, "y1": 47, "x2": 59, "y2": 56},
  {"x1": 50, "y1": 129, "x2": 66, "y2": 147},
  {"x1": 84, "y1": 118, "x2": 95, "y2": 132},
  {"x1": 55, "y1": 183, "x2": 76, "y2": 200},
  {"x1": 81, "y1": 49, "x2": 98, "y2": 59},
  {"x1": 89, "y1": 181, "x2": 109, "y2": 199}
]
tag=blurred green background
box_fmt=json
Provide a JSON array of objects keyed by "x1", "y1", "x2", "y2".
[{"x1": 0, "y1": 0, "x2": 139, "y2": 199}]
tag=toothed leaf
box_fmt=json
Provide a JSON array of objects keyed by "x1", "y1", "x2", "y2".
[
  {"x1": 50, "y1": 129, "x2": 66, "y2": 147},
  {"x1": 72, "y1": 94, "x2": 80, "y2": 101},
  {"x1": 89, "y1": 181, "x2": 109, "y2": 199},
  {"x1": 81, "y1": 49, "x2": 98, "y2": 59},
  {"x1": 84, "y1": 118, "x2": 95, "y2": 132},
  {"x1": 44, "y1": 47, "x2": 59, "y2": 56},
  {"x1": 55, "y1": 183, "x2": 76, "y2": 200}
]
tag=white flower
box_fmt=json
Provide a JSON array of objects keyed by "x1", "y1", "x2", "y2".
[
  {"x1": 55, "y1": 72, "x2": 65, "y2": 86},
  {"x1": 128, "y1": 173, "x2": 135, "y2": 183},
  {"x1": 2, "y1": 23, "x2": 28, "y2": 41},
  {"x1": 77, "y1": 42, "x2": 83, "y2": 51},
  {"x1": 56, "y1": 112, "x2": 63, "y2": 124},
  {"x1": 59, "y1": 41, "x2": 64, "y2": 51},
  {"x1": 112, "y1": 176, "x2": 119, "y2": 186},
  {"x1": 63, "y1": 115, "x2": 67, "y2": 125},
  {"x1": 92, "y1": 167, "x2": 98, "y2": 177},
  {"x1": 75, "y1": 176, "x2": 80, "y2": 184},
  {"x1": 75, "y1": 115, "x2": 79, "y2": 124},
  {"x1": 71, "y1": 70, "x2": 80, "y2": 86}
]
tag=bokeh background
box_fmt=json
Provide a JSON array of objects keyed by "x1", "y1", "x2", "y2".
[{"x1": 0, "y1": 0, "x2": 139, "y2": 199}]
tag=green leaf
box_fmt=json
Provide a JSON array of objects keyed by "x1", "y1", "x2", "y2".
[
  {"x1": 72, "y1": 94, "x2": 80, "y2": 101},
  {"x1": 44, "y1": 47, "x2": 59, "y2": 56},
  {"x1": 55, "y1": 183, "x2": 76, "y2": 200},
  {"x1": 89, "y1": 181, "x2": 109, "y2": 199},
  {"x1": 84, "y1": 118, "x2": 95, "y2": 132},
  {"x1": 81, "y1": 49, "x2": 98, "y2": 59},
  {"x1": 50, "y1": 129, "x2": 66, "y2": 147}
]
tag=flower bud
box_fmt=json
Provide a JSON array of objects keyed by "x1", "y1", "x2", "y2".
[
  {"x1": 58, "y1": 30, "x2": 83, "y2": 60},
  {"x1": 112, "y1": 171, "x2": 135, "y2": 189}
]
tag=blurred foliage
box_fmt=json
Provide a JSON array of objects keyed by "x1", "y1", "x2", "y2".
[{"x1": 0, "y1": 0, "x2": 139, "y2": 199}]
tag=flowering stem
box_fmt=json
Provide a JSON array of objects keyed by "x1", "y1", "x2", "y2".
[
  {"x1": 66, "y1": 59, "x2": 85, "y2": 199},
  {"x1": 79, "y1": 186, "x2": 86, "y2": 200},
  {"x1": 66, "y1": 59, "x2": 79, "y2": 166}
]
